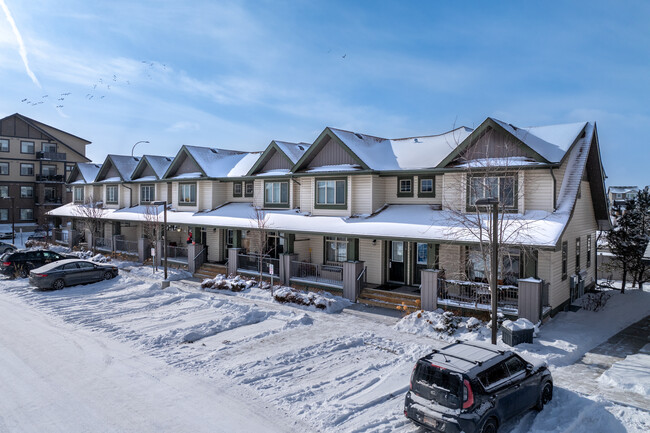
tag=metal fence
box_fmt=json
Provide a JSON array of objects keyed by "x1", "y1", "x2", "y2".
[
  {"x1": 437, "y1": 279, "x2": 519, "y2": 313},
  {"x1": 94, "y1": 237, "x2": 112, "y2": 252},
  {"x1": 114, "y1": 238, "x2": 138, "y2": 254},
  {"x1": 290, "y1": 261, "x2": 343, "y2": 287},
  {"x1": 238, "y1": 253, "x2": 280, "y2": 276},
  {"x1": 166, "y1": 245, "x2": 188, "y2": 259},
  {"x1": 54, "y1": 230, "x2": 68, "y2": 244}
]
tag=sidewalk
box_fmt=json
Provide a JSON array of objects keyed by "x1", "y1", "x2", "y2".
[{"x1": 553, "y1": 315, "x2": 650, "y2": 410}]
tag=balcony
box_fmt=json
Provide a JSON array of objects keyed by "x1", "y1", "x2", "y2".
[
  {"x1": 35, "y1": 174, "x2": 65, "y2": 183},
  {"x1": 35, "y1": 196, "x2": 63, "y2": 205},
  {"x1": 36, "y1": 151, "x2": 66, "y2": 161}
]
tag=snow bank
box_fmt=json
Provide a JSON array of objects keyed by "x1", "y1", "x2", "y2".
[
  {"x1": 502, "y1": 318, "x2": 535, "y2": 331},
  {"x1": 395, "y1": 309, "x2": 491, "y2": 341},
  {"x1": 597, "y1": 344, "x2": 650, "y2": 397},
  {"x1": 273, "y1": 286, "x2": 351, "y2": 313}
]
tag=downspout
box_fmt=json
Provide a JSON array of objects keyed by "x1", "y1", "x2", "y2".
[
  {"x1": 550, "y1": 168, "x2": 557, "y2": 211},
  {"x1": 123, "y1": 184, "x2": 133, "y2": 208}
]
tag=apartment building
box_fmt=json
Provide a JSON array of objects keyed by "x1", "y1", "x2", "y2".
[
  {"x1": 0, "y1": 113, "x2": 91, "y2": 228},
  {"x1": 51, "y1": 117, "x2": 609, "y2": 317}
]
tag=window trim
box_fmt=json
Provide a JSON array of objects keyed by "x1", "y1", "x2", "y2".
[
  {"x1": 0, "y1": 185, "x2": 8, "y2": 198},
  {"x1": 264, "y1": 180, "x2": 290, "y2": 208},
  {"x1": 20, "y1": 163, "x2": 34, "y2": 176},
  {"x1": 140, "y1": 184, "x2": 155, "y2": 204},
  {"x1": 561, "y1": 241, "x2": 568, "y2": 281},
  {"x1": 41, "y1": 164, "x2": 57, "y2": 176},
  {"x1": 575, "y1": 237, "x2": 581, "y2": 273},
  {"x1": 466, "y1": 173, "x2": 518, "y2": 213},
  {"x1": 20, "y1": 185, "x2": 33, "y2": 199},
  {"x1": 20, "y1": 140, "x2": 35, "y2": 154},
  {"x1": 178, "y1": 182, "x2": 197, "y2": 206},
  {"x1": 324, "y1": 236, "x2": 348, "y2": 263},
  {"x1": 0, "y1": 162, "x2": 8, "y2": 175},
  {"x1": 587, "y1": 235, "x2": 592, "y2": 268},
  {"x1": 418, "y1": 176, "x2": 435, "y2": 198},
  {"x1": 232, "y1": 182, "x2": 243, "y2": 198},
  {"x1": 314, "y1": 177, "x2": 347, "y2": 209},
  {"x1": 397, "y1": 175, "x2": 414, "y2": 198},
  {"x1": 0, "y1": 208, "x2": 8, "y2": 221},
  {"x1": 0, "y1": 138, "x2": 9, "y2": 152},
  {"x1": 19, "y1": 208, "x2": 33, "y2": 221},
  {"x1": 42, "y1": 142, "x2": 57, "y2": 153},
  {"x1": 105, "y1": 185, "x2": 119, "y2": 204},
  {"x1": 244, "y1": 181, "x2": 254, "y2": 197},
  {"x1": 73, "y1": 186, "x2": 84, "y2": 203}
]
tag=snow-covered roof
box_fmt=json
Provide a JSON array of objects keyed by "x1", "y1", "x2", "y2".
[
  {"x1": 555, "y1": 122, "x2": 594, "y2": 214},
  {"x1": 491, "y1": 119, "x2": 587, "y2": 163},
  {"x1": 608, "y1": 186, "x2": 639, "y2": 194},
  {"x1": 142, "y1": 155, "x2": 173, "y2": 178},
  {"x1": 181, "y1": 145, "x2": 261, "y2": 178},
  {"x1": 99, "y1": 155, "x2": 141, "y2": 182},
  {"x1": 326, "y1": 126, "x2": 474, "y2": 171},
  {"x1": 47, "y1": 202, "x2": 569, "y2": 248},
  {"x1": 75, "y1": 163, "x2": 101, "y2": 183},
  {"x1": 275, "y1": 141, "x2": 310, "y2": 164}
]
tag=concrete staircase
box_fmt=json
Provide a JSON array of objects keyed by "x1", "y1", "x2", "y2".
[
  {"x1": 357, "y1": 288, "x2": 421, "y2": 312},
  {"x1": 193, "y1": 262, "x2": 228, "y2": 280}
]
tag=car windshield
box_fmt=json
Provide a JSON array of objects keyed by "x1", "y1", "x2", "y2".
[{"x1": 412, "y1": 361, "x2": 462, "y2": 409}]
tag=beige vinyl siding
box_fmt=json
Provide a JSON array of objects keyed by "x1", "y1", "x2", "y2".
[
  {"x1": 300, "y1": 177, "x2": 313, "y2": 214},
  {"x1": 198, "y1": 180, "x2": 212, "y2": 209},
  {"x1": 293, "y1": 234, "x2": 311, "y2": 262},
  {"x1": 441, "y1": 173, "x2": 465, "y2": 212},
  {"x1": 524, "y1": 169, "x2": 554, "y2": 212},
  {"x1": 351, "y1": 175, "x2": 373, "y2": 215},
  {"x1": 359, "y1": 238, "x2": 384, "y2": 285},
  {"x1": 253, "y1": 180, "x2": 264, "y2": 208},
  {"x1": 439, "y1": 243, "x2": 464, "y2": 278},
  {"x1": 156, "y1": 183, "x2": 168, "y2": 203},
  {"x1": 103, "y1": 222, "x2": 113, "y2": 239},
  {"x1": 383, "y1": 175, "x2": 442, "y2": 205},
  {"x1": 214, "y1": 183, "x2": 227, "y2": 206},
  {"x1": 548, "y1": 180, "x2": 598, "y2": 309},
  {"x1": 310, "y1": 236, "x2": 324, "y2": 264},
  {"x1": 226, "y1": 180, "x2": 250, "y2": 203},
  {"x1": 372, "y1": 176, "x2": 385, "y2": 212},
  {"x1": 171, "y1": 182, "x2": 178, "y2": 207},
  {"x1": 206, "y1": 228, "x2": 223, "y2": 262}
]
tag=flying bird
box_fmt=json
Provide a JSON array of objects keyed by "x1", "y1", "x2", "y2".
[{"x1": 342, "y1": 54, "x2": 346, "y2": 59}]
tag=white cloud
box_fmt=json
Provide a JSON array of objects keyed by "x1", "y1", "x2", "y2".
[
  {"x1": 0, "y1": 0, "x2": 40, "y2": 87},
  {"x1": 166, "y1": 121, "x2": 200, "y2": 133}
]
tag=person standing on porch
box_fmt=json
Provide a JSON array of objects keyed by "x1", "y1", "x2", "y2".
[{"x1": 186, "y1": 231, "x2": 192, "y2": 245}]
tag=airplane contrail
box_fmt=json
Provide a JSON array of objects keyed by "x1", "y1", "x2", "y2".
[{"x1": 0, "y1": 0, "x2": 41, "y2": 88}]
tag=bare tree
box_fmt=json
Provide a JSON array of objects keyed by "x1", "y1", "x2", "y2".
[
  {"x1": 249, "y1": 207, "x2": 274, "y2": 292},
  {"x1": 72, "y1": 194, "x2": 106, "y2": 254},
  {"x1": 142, "y1": 204, "x2": 161, "y2": 272},
  {"x1": 442, "y1": 130, "x2": 541, "y2": 287}
]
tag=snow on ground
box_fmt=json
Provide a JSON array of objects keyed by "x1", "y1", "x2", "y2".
[
  {"x1": 1, "y1": 255, "x2": 649, "y2": 432},
  {"x1": 598, "y1": 344, "x2": 650, "y2": 397}
]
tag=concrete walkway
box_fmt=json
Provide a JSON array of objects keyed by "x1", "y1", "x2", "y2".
[{"x1": 554, "y1": 315, "x2": 650, "y2": 411}]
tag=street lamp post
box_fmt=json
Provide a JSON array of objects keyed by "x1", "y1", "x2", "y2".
[
  {"x1": 476, "y1": 197, "x2": 499, "y2": 345},
  {"x1": 1, "y1": 197, "x2": 15, "y2": 243},
  {"x1": 152, "y1": 200, "x2": 168, "y2": 281},
  {"x1": 131, "y1": 140, "x2": 150, "y2": 157}
]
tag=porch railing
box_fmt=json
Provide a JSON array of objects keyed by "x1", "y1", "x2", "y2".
[
  {"x1": 290, "y1": 261, "x2": 343, "y2": 287},
  {"x1": 94, "y1": 237, "x2": 112, "y2": 252},
  {"x1": 238, "y1": 253, "x2": 280, "y2": 276},
  {"x1": 166, "y1": 245, "x2": 188, "y2": 259},
  {"x1": 54, "y1": 229, "x2": 68, "y2": 244},
  {"x1": 114, "y1": 238, "x2": 138, "y2": 254},
  {"x1": 437, "y1": 279, "x2": 519, "y2": 313}
]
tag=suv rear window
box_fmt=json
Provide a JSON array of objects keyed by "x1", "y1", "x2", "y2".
[{"x1": 412, "y1": 361, "x2": 462, "y2": 409}]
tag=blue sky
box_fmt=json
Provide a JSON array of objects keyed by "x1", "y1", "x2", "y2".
[{"x1": 1, "y1": 0, "x2": 648, "y2": 187}]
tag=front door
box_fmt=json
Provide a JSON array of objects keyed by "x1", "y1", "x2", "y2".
[{"x1": 389, "y1": 241, "x2": 405, "y2": 283}]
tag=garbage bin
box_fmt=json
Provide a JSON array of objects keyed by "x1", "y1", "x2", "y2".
[{"x1": 501, "y1": 318, "x2": 534, "y2": 346}]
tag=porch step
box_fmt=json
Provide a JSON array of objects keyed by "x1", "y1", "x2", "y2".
[
  {"x1": 357, "y1": 288, "x2": 421, "y2": 311},
  {"x1": 193, "y1": 263, "x2": 228, "y2": 280}
]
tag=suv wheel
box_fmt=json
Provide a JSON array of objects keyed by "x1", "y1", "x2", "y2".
[
  {"x1": 480, "y1": 417, "x2": 498, "y2": 433},
  {"x1": 20, "y1": 264, "x2": 34, "y2": 278},
  {"x1": 52, "y1": 279, "x2": 65, "y2": 290},
  {"x1": 536, "y1": 381, "x2": 553, "y2": 410}
]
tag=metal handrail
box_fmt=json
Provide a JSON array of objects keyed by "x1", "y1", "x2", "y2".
[{"x1": 356, "y1": 266, "x2": 367, "y2": 281}]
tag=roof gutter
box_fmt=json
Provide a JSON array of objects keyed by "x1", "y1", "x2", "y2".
[{"x1": 550, "y1": 167, "x2": 557, "y2": 211}]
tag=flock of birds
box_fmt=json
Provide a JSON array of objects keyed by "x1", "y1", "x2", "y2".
[{"x1": 18, "y1": 60, "x2": 166, "y2": 111}]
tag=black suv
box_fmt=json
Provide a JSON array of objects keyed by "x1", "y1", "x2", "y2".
[
  {"x1": 0, "y1": 250, "x2": 75, "y2": 278},
  {"x1": 404, "y1": 341, "x2": 552, "y2": 433}
]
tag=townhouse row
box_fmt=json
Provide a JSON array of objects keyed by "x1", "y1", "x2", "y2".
[{"x1": 50, "y1": 117, "x2": 610, "y2": 318}]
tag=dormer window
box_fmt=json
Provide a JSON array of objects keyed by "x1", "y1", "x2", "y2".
[
  {"x1": 467, "y1": 174, "x2": 516, "y2": 212},
  {"x1": 74, "y1": 186, "x2": 84, "y2": 203},
  {"x1": 140, "y1": 184, "x2": 155, "y2": 204},
  {"x1": 264, "y1": 181, "x2": 289, "y2": 208},
  {"x1": 179, "y1": 183, "x2": 196, "y2": 206},
  {"x1": 106, "y1": 185, "x2": 118, "y2": 204}
]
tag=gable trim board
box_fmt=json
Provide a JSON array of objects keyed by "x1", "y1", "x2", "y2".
[
  {"x1": 247, "y1": 141, "x2": 298, "y2": 176},
  {"x1": 162, "y1": 146, "x2": 208, "y2": 179},
  {"x1": 292, "y1": 127, "x2": 371, "y2": 172}
]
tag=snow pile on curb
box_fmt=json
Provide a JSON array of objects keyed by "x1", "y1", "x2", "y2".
[
  {"x1": 597, "y1": 344, "x2": 650, "y2": 397},
  {"x1": 201, "y1": 274, "x2": 256, "y2": 292},
  {"x1": 395, "y1": 309, "x2": 491, "y2": 341},
  {"x1": 502, "y1": 318, "x2": 535, "y2": 331},
  {"x1": 273, "y1": 286, "x2": 351, "y2": 313}
]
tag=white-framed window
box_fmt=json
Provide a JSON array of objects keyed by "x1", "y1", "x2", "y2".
[
  {"x1": 468, "y1": 175, "x2": 516, "y2": 210},
  {"x1": 0, "y1": 185, "x2": 8, "y2": 198},
  {"x1": 179, "y1": 183, "x2": 196, "y2": 205},
  {"x1": 245, "y1": 181, "x2": 254, "y2": 197},
  {"x1": 20, "y1": 186, "x2": 33, "y2": 198},
  {"x1": 74, "y1": 186, "x2": 84, "y2": 202},
  {"x1": 0, "y1": 209, "x2": 7, "y2": 221},
  {"x1": 20, "y1": 141, "x2": 34, "y2": 154},
  {"x1": 264, "y1": 181, "x2": 288, "y2": 206},
  {"x1": 106, "y1": 185, "x2": 118, "y2": 204},
  {"x1": 0, "y1": 139, "x2": 8, "y2": 152},
  {"x1": 140, "y1": 184, "x2": 155, "y2": 203},
  {"x1": 316, "y1": 179, "x2": 346, "y2": 206},
  {"x1": 20, "y1": 208, "x2": 33, "y2": 220},
  {"x1": 325, "y1": 236, "x2": 347, "y2": 262},
  {"x1": 20, "y1": 163, "x2": 34, "y2": 176}
]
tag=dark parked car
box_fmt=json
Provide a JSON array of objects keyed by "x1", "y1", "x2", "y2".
[
  {"x1": 29, "y1": 259, "x2": 118, "y2": 290},
  {"x1": 0, "y1": 249, "x2": 76, "y2": 277},
  {"x1": 27, "y1": 232, "x2": 48, "y2": 241},
  {"x1": 0, "y1": 241, "x2": 16, "y2": 254},
  {"x1": 404, "y1": 341, "x2": 552, "y2": 433}
]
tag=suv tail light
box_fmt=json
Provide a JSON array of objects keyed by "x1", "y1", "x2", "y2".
[
  {"x1": 2, "y1": 261, "x2": 10, "y2": 266},
  {"x1": 34, "y1": 273, "x2": 47, "y2": 277},
  {"x1": 462, "y1": 379, "x2": 474, "y2": 409}
]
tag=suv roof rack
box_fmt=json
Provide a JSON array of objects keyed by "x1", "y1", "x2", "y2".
[
  {"x1": 455, "y1": 340, "x2": 506, "y2": 355},
  {"x1": 428, "y1": 349, "x2": 483, "y2": 367}
]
